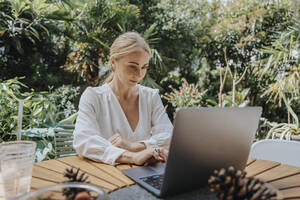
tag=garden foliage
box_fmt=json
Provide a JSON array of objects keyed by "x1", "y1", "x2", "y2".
[{"x1": 0, "y1": 77, "x2": 79, "y2": 160}]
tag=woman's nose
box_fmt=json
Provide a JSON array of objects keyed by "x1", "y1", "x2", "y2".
[{"x1": 136, "y1": 68, "x2": 143, "y2": 77}]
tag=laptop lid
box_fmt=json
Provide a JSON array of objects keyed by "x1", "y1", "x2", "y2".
[{"x1": 160, "y1": 107, "x2": 262, "y2": 197}]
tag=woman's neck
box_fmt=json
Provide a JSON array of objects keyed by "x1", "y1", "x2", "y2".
[{"x1": 109, "y1": 79, "x2": 138, "y2": 100}]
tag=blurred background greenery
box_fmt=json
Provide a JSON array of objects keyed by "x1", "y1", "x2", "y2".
[{"x1": 0, "y1": 0, "x2": 299, "y2": 160}]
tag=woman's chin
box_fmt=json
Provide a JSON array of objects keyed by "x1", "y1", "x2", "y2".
[{"x1": 129, "y1": 80, "x2": 138, "y2": 85}]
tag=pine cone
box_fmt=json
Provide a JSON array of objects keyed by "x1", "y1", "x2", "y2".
[
  {"x1": 208, "y1": 166, "x2": 279, "y2": 200},
  {"x1": 63, "y1": 167, "x2": 90, "y2": 200}
]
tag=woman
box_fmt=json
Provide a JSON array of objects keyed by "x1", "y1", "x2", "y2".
[{"x1": 73, "y1": 32, "x2": 173, "y2": 165}]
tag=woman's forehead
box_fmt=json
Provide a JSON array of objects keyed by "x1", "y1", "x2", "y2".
[{"x1": 121, "y1": 50, "x2": 150, "y2": 64}]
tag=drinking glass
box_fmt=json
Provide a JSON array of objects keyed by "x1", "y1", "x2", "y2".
[
  {"x1": 10, "y1": 182, "x2": 108, "y2": 200},
  {"x1": 0, "y1": 141, "x2": 36, "y2": 199}
]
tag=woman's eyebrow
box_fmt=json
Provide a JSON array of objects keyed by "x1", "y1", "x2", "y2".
[
  {"x1": 128, "y1": 61, "x2": 149, "y2": 67},
  {"x1": 128, "y1": 62, "x2": 139, "y2": 65}
]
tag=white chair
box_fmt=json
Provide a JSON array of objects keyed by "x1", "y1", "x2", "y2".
[{"x1": 249, "y1": 139, "x2": 300, "y2": 167}]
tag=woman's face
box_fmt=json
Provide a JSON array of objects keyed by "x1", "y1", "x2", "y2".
[{"x1": 112, "y1": 49, "x2": 150, "y2": 87}]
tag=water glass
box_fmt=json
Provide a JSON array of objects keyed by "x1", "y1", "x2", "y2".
[
  {"x1": 0, "y1": 141, "x2": 36, "y2": 199},
  {"x1": 11, "y1": 182, "x2": 107, "y2": 200}
]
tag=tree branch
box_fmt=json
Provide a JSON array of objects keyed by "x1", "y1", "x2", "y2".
[{"x1": 236, "y1": 66, "x2": 249, "y2": 85}]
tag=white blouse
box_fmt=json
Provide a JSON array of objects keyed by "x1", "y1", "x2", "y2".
[{"x1": 73, "y1": 83, "x2": 173, "y2": 165}]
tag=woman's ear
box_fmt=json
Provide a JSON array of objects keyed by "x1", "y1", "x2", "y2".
[
  {"x1": 110, "y1": 57, "x2": 115, "y2": 65},
  {"x1": 110, "y1": 57, "x2": 116, "y2": 71}
]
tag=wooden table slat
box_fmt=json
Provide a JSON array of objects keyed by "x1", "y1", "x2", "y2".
[
  {"x1": 56, "y1": 157, "x2": 118, "y2": 192},
  {"x1": 88, "y1": 162, "x2": 135, "y2": 186},
  {"x1": 255, "y1": 164, "x2": 300, "y2": 183},
  {"x1": 35, "y1": 159, "x2": 71, "y2": 174},
  {"x1": 57, "y1": 156, "x2": 125, "y2": 188},
  {"x1": 32, "y1": 165, "x2": 65, "y2": 183},
  {"x1": 116, "y1": 164, "x2": 132, "y2": 170},
  {"x1": 31, "y1": 177, "x2": 58, "y2": 190},
  {"x1": 279, "y1": 186, "x2": 300, "y2": 198},
  {"x1": 246, "y1": 157, "x2": 256, "y2": 166},
  {"x1": 33, "y1": 167, "x2": 114, "y2": 195},
  {"x1": 269, "y1": 173, "x2": 300, "y2": 189},
  {"x1": 245, "y1": 159, "x2": 280, "y2": 178}
]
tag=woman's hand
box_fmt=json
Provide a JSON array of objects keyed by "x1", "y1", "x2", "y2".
[
  {"x1": 153, "y1": 147, "x2": 168, "y2": 162},
  {"x1": 116, "y1": 147, "x2": 168, "y2": 165},
  {"x1": 133, "y1": 147, "x2": 157, "y2": 165},
  {"x1": 115, "y1": 148, "x2": 154, "y2": 165},
  {"x1": 109, "y1": 133, "x2": 131, "y2": 150},
  {"x1": 109, "y1": 133, "x2": 146, "y2": 152},
  {"x1": 134, "y1": 147, "x2": 168, "y2": 165}
]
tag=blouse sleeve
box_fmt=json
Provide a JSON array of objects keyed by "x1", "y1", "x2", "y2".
[
  {"x1": 73, "y1": 88, "x2": 126, "y2": 165},
  {"x1": 140, "y1": 90, "x2": 173, "y2": 148}
]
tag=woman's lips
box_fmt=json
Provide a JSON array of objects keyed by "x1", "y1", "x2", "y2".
[{"x1": 130, "y1": 80, "x2": 138, "y2": 83}]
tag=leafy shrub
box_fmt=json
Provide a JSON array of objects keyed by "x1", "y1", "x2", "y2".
[
  {"x1": 21, "y1": 128, "x2": 56, "y2": 162},
  {"x1": 0, "y1": 77, "x2": 58, "y2": 141},
  {"x1": 162, "y1": 78, "x2": 207, "y2": 119},
  {"x1": 0, "y1": 0, "x2": 77, "y2": 90},
  {"x1": 260, "y1": 16, "x2": 300, "y2": 126},
  {"x1": 0, "y1": 78, "x2": 79, "y2": 161},
  {"x1": 52, "y1": 85, "x2": 80, "y2": 119},
  {"x1": 163, "y1": 79, "x2": 207, "y2": 108}
]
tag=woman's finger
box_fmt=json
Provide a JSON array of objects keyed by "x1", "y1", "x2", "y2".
[
  {"x1": 110, "y1": 138, "x2": 121, "y2": 146},
  {"x1": 113, "y1": 137, "x2": 122, "y2": 145},
  {"x1": 110, "y1": 134, "x2": 122, "y2": 143},
  {"x1": 109, "y1": 133, "x2": 121, "y2": 142},
  {"x1": 157, "y1": 148, "x2": 168, "y2": 161},
  {"x1": 153, "y1": 148, "x2": 164, "y2": 161},
  {"x1": 109, "y1": 137, "x2": 117, "y2": 144},
  {"x1": 115, "y1": 138, "x2": 123, "y2": 146},
  {"x1": 108, "y1": 135, "x2": 117, "y2": 142},
  {"x1": 153, "y1": 149, "x2": 159, "y2": 159},
  {"x1": 144, "y1": 157, "x2": 158, "y2": 166}
]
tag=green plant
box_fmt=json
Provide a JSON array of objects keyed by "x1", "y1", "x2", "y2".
[
  {"x1": 0, "y1": 77, "x2": 78, "y2": 136},
  {"x1": 0, "y1": 0, "x2": 78, "y2": 90},
  {"x1": 207, "y1": 89, "x2": 251, "y2": 108},
  {"x1": 257, "y1": 15, "x2": 300, "y2": 143},
  {"x1": 21, "y1": 128, "x2": 56, "y2": 162},
  {"x1": 217, "y1": 48, "x2": 249, "y2": 107},
  {"x1": 258, "y1": 117, "x2": 300, "y2": 141},
  {"x1": 266, "y1": 122, "x2": 300, "y2": 140},
  {"x1": 0, "y1": 78, "x2": 81, "y2": 161},
  {"x1": 260, "y1": 17, "x2": 300, "y2": 127},
  {"x1": 163, "y1": 79, "x2": 207, "y2": 109},
  {"x1": 52, "y1": 85, "x2": 80, "y2": 119},
  {"x1": 153, "y1": 0, "x2": 214, "y2": 82},
  {"x1": 0, "y1": 77, "x2": 58, "y2": 141},
  {"x1": 62, "y1": 0, "x2": 141, "y2": 86}
]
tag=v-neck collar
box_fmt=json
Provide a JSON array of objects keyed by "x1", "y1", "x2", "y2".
[{"x1": 106, "y1": 83, "x2": 141, "y2": 133}]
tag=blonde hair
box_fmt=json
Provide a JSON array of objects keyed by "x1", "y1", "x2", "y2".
[{"x1": 105, "y1": 32, "x2": 151, "y2": 83}]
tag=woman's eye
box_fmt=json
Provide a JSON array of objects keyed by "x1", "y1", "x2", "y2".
[
  {"x1": 142, "y1": 66, "x2": 148, "y2": 70},
  {"x1": 129, "y1": 65, "x2": 136, "y2": 69}
]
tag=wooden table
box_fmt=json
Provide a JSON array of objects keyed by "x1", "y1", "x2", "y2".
[{"x1": 1, "y1": 156, "x2": 300, "y2": 199}]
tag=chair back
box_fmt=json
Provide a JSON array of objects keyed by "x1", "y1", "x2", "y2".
[
  {"x1": 54, "y1": 124, "x2": 77, "y2": 158},
  {"x1": 249, "y1": 139, "x2": 300, "y2": 167}
]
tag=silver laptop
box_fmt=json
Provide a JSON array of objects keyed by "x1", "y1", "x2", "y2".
[{"x1": 122, "y1": 107, "x2": 262, "y2": 197}]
